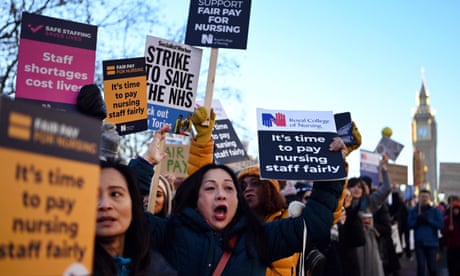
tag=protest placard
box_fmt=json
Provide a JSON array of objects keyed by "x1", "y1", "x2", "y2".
[
  {"x1": 103, "y1": 57, "x2": 148, "y2": 135},
  {"x1": 386, "y1": 163, "x2": 408, "y2": 185},
  {"x1": 15, "y1": 12, "x2": 97, "y2": 112},
  {"x1": 374, "y1": 135, "x2": 404, "y2": 161},
  {"x1": 256, "y1": 108, "x2": 346, "y2": 181},
  {"x1": 0, "y1": 96, "x2": 100, "y2": 275},
  {"x1": 334, "y1": 112, "x2": 357, "y2": 147},
  {"x1": 360, "y1": 149, "x2": 381, "y2": 187},
  {"x1": 144, "y1": 35, "x2": 202, "y2": 132},
  {"x1": 159, "y1": 134, "x2": 191, "y2": 178},
  {"x1": 439, "y1": 162, "x2": 460, "y2": 196},
  {"x1": 196, "y1": 99, "x2": 248, "y2": 164},
  {"x1": 185, "y1": 0, "x2": 251, "y2": 49}
]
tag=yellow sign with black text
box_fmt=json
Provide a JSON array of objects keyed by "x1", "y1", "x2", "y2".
[
  {"x1": 0, "y1": 96, "x2": 100, "y2": 275},
  {"x1": 103, "y1": 57, "x2": 148, "y2": 135}
]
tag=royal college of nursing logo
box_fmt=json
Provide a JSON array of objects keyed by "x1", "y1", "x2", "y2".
[
  {"x1": 261, "y1": 112, "x2": 286, "y2": 128},
  {"x1": 201, "y1": 33, "x2": 213, "y2": 44}
]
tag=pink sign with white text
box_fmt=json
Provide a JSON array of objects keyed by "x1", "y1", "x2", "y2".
[{"x1": 15, "y1": 12, "x2": 97, "y2": 111}]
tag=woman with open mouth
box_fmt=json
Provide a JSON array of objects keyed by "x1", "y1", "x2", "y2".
[{"x1": 144, "y1": 137, "x2": 347, "y2": 275}]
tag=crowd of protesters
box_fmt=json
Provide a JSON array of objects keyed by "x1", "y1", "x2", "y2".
[
  {"x1": 75, "y1": 83, "x2": 459, "y2": 276},
  {"x1": 7, "y1": 83, "x2": 458, "y2": 276}
]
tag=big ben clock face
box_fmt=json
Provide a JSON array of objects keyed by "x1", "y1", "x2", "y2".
[{"x1": 417, "y1": 125, "x2": 430, "y2": 140}]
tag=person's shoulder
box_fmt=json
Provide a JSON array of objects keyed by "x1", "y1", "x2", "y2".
[
  {"x1": 266, "y1": 208, "x2": 288, "y2": 222},
  {"x1": 144, "y1": 211, "x2": 169, "y2": 225},
  {"x1": 433, "y1": 206, "x2": 444, "y2": 214},
  {"x1": 146, "y1": 249, "x2": 178, "y2": 275}
]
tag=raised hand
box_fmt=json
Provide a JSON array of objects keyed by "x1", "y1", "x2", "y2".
[
  {"x1": 329, "y1": 137, "x2": 348, "y2": 159},
  {"x1": 192, "y1": 107, "x2": 216, "y2": 144},
  {"x1": 142, "y1": 124, "x2": 171, "y2": 165}
]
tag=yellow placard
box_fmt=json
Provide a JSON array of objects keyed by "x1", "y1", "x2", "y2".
[
  {"x1": 0, "y1": 149, "x2": 98, "y2": 275},
  {"x1": 104, "y1": 75, "x2": 147, "y2": 124}
]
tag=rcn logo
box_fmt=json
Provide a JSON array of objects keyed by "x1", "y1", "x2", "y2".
[
  {"x1": 201, "y1": 33, "x2": 213, "y2": 44},
  {"x1": 262, "y1": 113, "x2": 286, "y2": 128}
]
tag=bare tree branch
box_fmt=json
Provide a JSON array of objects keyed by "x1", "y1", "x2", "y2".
[{"x1": 0, "y1": 0, "x2": 246, "y2": 160}]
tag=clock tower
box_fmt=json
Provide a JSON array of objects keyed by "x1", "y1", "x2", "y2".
[{"x1": 412, "y1": 71, "x2": 437, "y2": 191}]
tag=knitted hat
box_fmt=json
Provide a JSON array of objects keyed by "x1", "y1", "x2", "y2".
[
  {"x1": 77, "y1": 84, "x2": 107, "y2": 120},
  {"x1": 100, "y1": 123, "x2": 121, "y2": 161},
  {"x1": 237, "y1": 165, "x2": 280, "y2": 192},
  {"x1": 452, "y1": 201, "x2": 460, "y2": 209},
  {"x1": 157, "y1": 175, "x2": 173, "y2": 215}
]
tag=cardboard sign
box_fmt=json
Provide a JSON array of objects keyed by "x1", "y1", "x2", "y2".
[
  {"x1": 185, "y1": 0, "x2": 251, "y2": 49},
  {"x1": 386, "y1": 163, "x2": 408, "y2": 185},
  {"x1": 439, "y1": 162, "x2": 460, "y2": 196},
  {"x1": 103, "y1": 57, "x2": 148, "y2": 135},
  {"x1": 160, "y1": 143, "x2": 190, "y2": 178},
  {"x1": 0, "y1": 96, "x2": 100, "y2": 275},
  {"x1": 15, "y1": 12, "x2": 97, "y2": 111},
  {"x1": 144, "y1": 35, "x2": 202, "y2": 132},
  {"x1": 158, "y1": 134, "x2": 190, "y2": 178},
  {"x1": 256, "y1": 108, "x2": 346, "y2": 181}
]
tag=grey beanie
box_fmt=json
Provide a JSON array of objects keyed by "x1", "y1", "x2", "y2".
[{"x1": 100, "y1": 122, "x2": 121, "y2": 161}]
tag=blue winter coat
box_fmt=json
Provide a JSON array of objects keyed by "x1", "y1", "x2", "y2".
[
  {"x1": 145, "y1": 180, "x2": 343, "y2": 276},
  {"x1": 408, "y1": 205, "x2": 443, "y2": 247}
]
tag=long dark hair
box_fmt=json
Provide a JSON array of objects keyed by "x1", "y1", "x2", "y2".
[
  {"x1": 171, "y1": 163, "x2": 272, "y2": 267},
  {"x1": 93, "y1": 160, "x2": 151, "y2": 275},
  {"x1": 347, "y1": 177, "x2": 365, "y2": 210},
  {"x1": 254, "y1": 180, "x2": 287, "y2": 217}
]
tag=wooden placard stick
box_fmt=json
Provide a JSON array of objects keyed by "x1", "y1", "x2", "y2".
[
  {"x1": 418, "y1": 191, "x2": 422, "y2": 215},
  {"x1": 202, "y1": 48, "x2": 219, "y2": 125},
  {"x1": 147, "y1": 137, "x2": 165, "y2": 214}
]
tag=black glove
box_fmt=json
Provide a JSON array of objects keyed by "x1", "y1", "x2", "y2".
[{"x1": 417, "y1": 215, "x2": 428, "y2": 224}]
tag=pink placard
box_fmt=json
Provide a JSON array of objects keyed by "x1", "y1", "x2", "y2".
[{"x1": 16, "y1": 39, "x2": 95, "y2": 104}]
